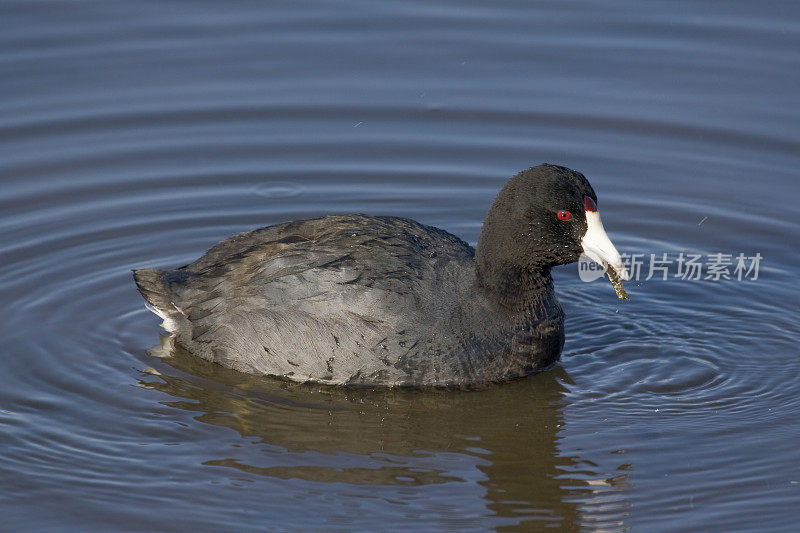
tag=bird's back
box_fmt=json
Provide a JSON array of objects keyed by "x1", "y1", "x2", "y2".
[{"x1": 135, "y1": 214, "x2": 542, "y2": 385}]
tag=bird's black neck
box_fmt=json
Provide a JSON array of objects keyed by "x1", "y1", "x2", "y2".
[{"x1": 474, "y1": 246, "x2": 554, "y2": 312}]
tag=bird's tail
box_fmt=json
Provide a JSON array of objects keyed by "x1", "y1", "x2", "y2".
[{"x1": 133, "y1": 268, "x2": 179, "y2": 333}]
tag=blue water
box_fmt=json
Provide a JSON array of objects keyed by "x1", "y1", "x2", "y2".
[{"x1": 1, "y1": 1, "x2": 799, "y2": 531}]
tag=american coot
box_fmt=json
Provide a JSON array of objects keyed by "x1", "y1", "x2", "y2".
[{"x1": 135, "y1": 164, "x2": 629, "y2": 386}]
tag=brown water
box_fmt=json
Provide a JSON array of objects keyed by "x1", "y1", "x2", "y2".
[{"x1": 1, "y1": 1, "x2": 799, "y2": 531}]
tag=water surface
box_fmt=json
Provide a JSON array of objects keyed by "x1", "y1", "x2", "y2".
[{"x1": 1, "y1": 1, "x2": 799, "y2": 531}]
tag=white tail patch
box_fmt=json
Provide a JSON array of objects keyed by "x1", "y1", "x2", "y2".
[{"x1": 144, "y1": 302, "x2": 178, "y2": 334}]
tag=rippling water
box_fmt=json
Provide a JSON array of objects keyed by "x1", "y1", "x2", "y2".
[{"x1": 2, "y1": 1, "x2": 799, "y2": 531}]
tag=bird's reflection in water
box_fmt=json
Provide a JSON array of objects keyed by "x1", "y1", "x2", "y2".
[{"x1": 140, "y1": 336, "x2": 631, "y2": 530}]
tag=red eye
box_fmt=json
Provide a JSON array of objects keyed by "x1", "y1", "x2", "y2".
[{"x1": 557, "y1": 210, "x2": 571, "y2": 221}]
